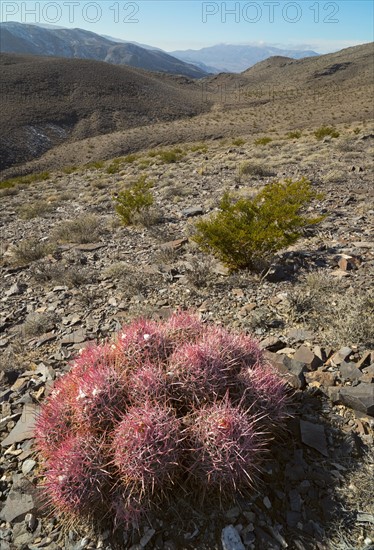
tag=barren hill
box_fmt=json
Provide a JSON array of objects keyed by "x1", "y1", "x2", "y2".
[
  {"x1": 0, "y1": 53, "x2": 209, "y2": 171},
  {"x1": 1, "y1": 42, "x2": 372, "y2": 179}
]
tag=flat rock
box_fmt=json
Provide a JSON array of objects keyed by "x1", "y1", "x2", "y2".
[
  {"x1": 265, "y1": 351, "x2": 307, "y2": 389},
  {"x1": 22, "y1": 459, "x2": 36, "y2": 476},
  {"x1": 293, "y1": 345, "x2": 321, "y2": 370},
  {"x1": 300, "y1": 419, "x2": 329, "y2": 456},
  {"x1": 61, "y1": 329, "x2": 87, "y2": 345},
  {"x1": 182, "y1": 206, "x2": 204, "y2": 217},
  {"x1": 329, "y1": 347, "x2": 353, "y2": 365},
  {"x1": 73, "y1": 242, "x2": 105, "y2": 251},
  {"x1": 0, "y1": 489, "x2": 35, "y2": 523},
  {"x1": 339, "y1": 361, "x2": 363, "y2": 382},
  {"x1": 1, "y1": 404, "x2": 39, "y2": 447},
  {"x1": 221, "y1": 525, "x2": 245, "y2": 550},
  {"x1": 339, "y1": 384, "x2": 374, "y2": 416}
]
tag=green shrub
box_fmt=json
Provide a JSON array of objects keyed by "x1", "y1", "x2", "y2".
[
  {"x1": 106, "y1": 160, "x2": 121, "y2": 174},
  {"x1": 314, "y1": 126, "x2": 340, "y2": 140},
  {"x1": 148, "y1": 147, "x2": 185, "y2": 164},
  {"x1": 286, "y1": 131, "x2": 302, "y2": 139},
  {"x1": 254, "y1": 137, "x2": 272, "y2": 146},
  {"x1": 189, "y1": 143, "x2": 208, "y2": 153},
  {"x1": 114, "y1": 176, "x2": 154, "y2": 226},
  {"x1": 62, "y1": 166, "x2": 79, "y2": 175},
  {"x1": 0, "y1": 171, "x2": 50, "y2": 190},
  {"x1": 123, "y1": 153, "x2": 139, "y2": 163},
  {"x1": 84, "y1": 160, "x2": 105, "y2": 170},
  {"x1": 232, "y1": 138, "x2": 246, "y2": 146},
  {"x1": 193, "y1": 178, "x2": 323, "y2": 271}
]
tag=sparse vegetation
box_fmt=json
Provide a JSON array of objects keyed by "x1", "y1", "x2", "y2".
[
  {"x1": 84, "y1": 160, "x2": 105, "y2": 170},
  {"x1": 11, "y1": 239, "x2": 54, "y2": 265},
  {"x1": 62, "y1": 165, "x2": 79, "y2": 175},
  {"x1": 289, "y1": 272, "x2": 374, "y2": 347},
  {"x1": 0, "y1": 171, "x2": 50, "y2": 189},
  {"x1": 286, "y1": 130, "x2": 302, "y2": 139},
  {"x1": 193, "y1": 178, "x2": 323, "y2": 271},
  {"x1": 239, "y1": 161, "x2": 275, "y2": 178},
  {"x1": 314, "y1": 125, "x2": 340, "y2": 140},
  {"x1": 232, "y1": 138, "x2": 246, "y2": 146},
  {"x1": 52, "y1": 214, "x2": 102, "y2": 243},
  {"x1": 31, "y1": 262, "x2": 96, "y2": 287},
  {"x1": 114, "y1": 176, "x2": 154, "y2": 226},
  {"x1": 148, "y1": 147, "x2": 186, "y2": 164},
  {"x1": 17, "y1": 199, "x2": 53, "y2": 219},
  {"x1": 254, "y1": 137, "x2": 272, "y2": 146},
  {"x1": 189, "y1": 143, "x2": 208, "y2": 153}
]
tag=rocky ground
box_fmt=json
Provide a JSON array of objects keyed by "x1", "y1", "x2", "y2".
[{"x1": 0, "y1": 125, "x2": 373, "y2": 550}]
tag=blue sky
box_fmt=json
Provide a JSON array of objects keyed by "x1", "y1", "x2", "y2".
[{"x1": 1, "y1": 1, "x2": 373, "y2": 52}]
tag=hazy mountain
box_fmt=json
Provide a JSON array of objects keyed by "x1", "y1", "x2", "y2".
[
  {"x1": 169, "y1": 44, "x2": 319, "y2": 73},
  {"x1": 0, "y1": 22, "x2": 208, "y2": 78},
  {"x1": 100, "y1": 34, "x2": 162, "y2": 51}
]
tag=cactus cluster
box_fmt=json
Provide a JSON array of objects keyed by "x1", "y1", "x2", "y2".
[{"x1": 35, "y1": 311, "x2": 288, "y2": 530}]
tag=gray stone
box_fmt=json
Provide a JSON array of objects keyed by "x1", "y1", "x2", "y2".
[
  {"x1": 0, "y1": 489, "x2": 35, "y2": 523},
  {"x1": 289, "y1": 489, "x2": 302, "y2": 512},
  {"x1": 300, "y1": 419, "x2": 329, "y2": 457},
  {"x1": 7, "y1": 283, "x2": 27, "y2": 296},
  {"x1": 225, "y1": 507, "x2": 241, "y2": 521},
  {"x1": 265, "y1": 351, "x2": 307, "y2": 389},
  {"x1": 293, "y1": 345, "x2": 321, "y2": 371},
  {"x1": 340, "y1": 384, "x2": 374, "y2": 416},
  {"x1": 339, "y1": 361, "x2": 363, "y2": 382},
  {"x1": 22, "y1": 459, "x2": 36, "y2": 476},
  {"x1": 286, "y1": 511, "x2": 301, "y2": 528},
  {"x1": 1, "y1": 404, "x2": 39, "y2": 447},
  {"x1": 61, "y1": 329, "x2": 87, "y2": 345},
  {"x1": 221, "y1": 525, "x2": 245, "y2": 550},
  {"x1": 330, "y1": 347, "x2": 353, "y2": 365},
  {"x1": 182, "y1": 206, "x2": 204, "y2": 217},
  {"x1": 140, "y1": 527, "x2": 155, "y2": 548},
  {"x1": 74, "y1": 243, "x2": 104, "y2": 251}
]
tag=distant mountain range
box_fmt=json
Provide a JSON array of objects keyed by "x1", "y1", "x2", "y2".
[
  {"x1": 0, "y1": 22, "x2": 207, "y2": 78},
  {"x1": 0, "y1": 22, "x2": 319, "y2": 76},
  {"x1": 169, "y1": 44, "x2": 319, "y2": 73}
]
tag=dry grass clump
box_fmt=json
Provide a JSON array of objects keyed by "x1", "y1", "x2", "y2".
[
  {"x1": 328, "y1": 450, "x2": 374, "y2": 550},
  {"x1": 239, "y1": 161, "x2": 275, "y2": 178},
  {"x1": 184, "y1": 255, "x2": 215, "y2": 289},
  {"x1": 52, "y1": 214, "x2": 102, "y2": 244},
  {"x1": 17, "y1": 199, "x2": 53, "y2": 219},
  {"x1": 10, "y1": 239, "x2": 54, "y2": 265},
  {"x1": 102, "y1": 263, "x2": 163, "y2": 298},
  {"x1": 31, "y1": 262, "x2": 97, "y2": 288},
  {"x1": 288, "y1": 271, "x2": 374, "y2": 347}
]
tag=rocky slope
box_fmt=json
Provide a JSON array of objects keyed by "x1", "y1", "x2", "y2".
[
  {"x1": 1, "y1": 42, "x2": 372, "y2": 180},
  {"x1": 0, "y1": 126, "x2": 373, "y2": 549},
  {"x1": 0, "y1": 53, "x2": 209, "y2": 172}
]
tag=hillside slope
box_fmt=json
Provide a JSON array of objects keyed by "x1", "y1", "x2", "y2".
[{"x1": 0, "y1": 53, "x2": 209, "y2": 171}]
